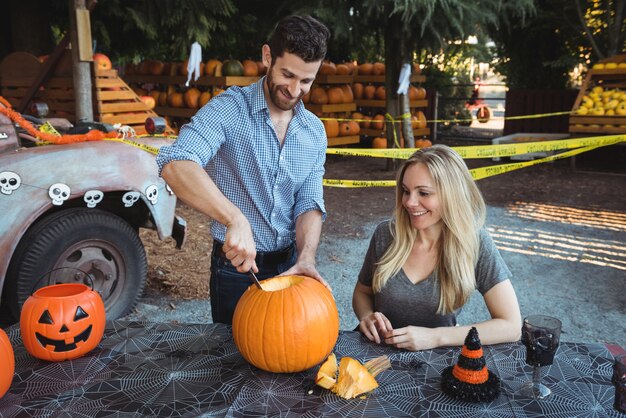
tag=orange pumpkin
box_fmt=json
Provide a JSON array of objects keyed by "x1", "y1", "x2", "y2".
[
  {"x1": 352, "y1": 82, "x2": 364, "y2": 100},
  {"x1": 20, "y1": 283, "x2": 106, "y2": 361},
  {"x1": 347, "y1": 121, "x2": 360, "y2": 135},
  {"x1": 374, "y1": 85, "x2": 386, "y2": 100},
  {"x1": 372, "y1": 62, "x2": 385, "y2": 75},
  {"x1": 327, "y1": 87, "x2": 344, "y2": 104},
  {"x1": 415, "y1": 139, "x2": 433, "y2": 148},
  {"x1": 204, "y1": 59, "x2": 222, "y2": 76},
  {"x1": 242, "y1": 60, "x2": 259, "y2": 76},
  {"x1": 310, "y1": 87, "x2": 329, "y2": 105},
  {"x1": 168, "y1": 91, "x2": 185, "y2": 108},
  {"x1": 183, "y1": 87, "x2": 201, "y2": 108},
  {"x1": 363, "y1": 85, "x2": 376, "y2": 100},
  {"x1": 335, "y1": 64, "x2": 350, "y2": 75},
  {"x1": 340, "y1": 84, "x2": 353, "y2": 103},
  {"x1": 0, "y1": 328, "x2": 13, "y2": 398},
  {"x1": 323, "y1": 119, "x2": 339, "y2": 138},
  {"x1": 199, "y1": 91, "x2": 212, "y2": 107},
  {"x1": 139, "y1": 95, "x2": 156, "y2": 110},
  {"x1": 318, "y1": 61, "x2": 337, "y2": 75},
  {"x1": 414, "y1": 111, "x2": 427, "y2": 129},
  {"x1": 93, "y1": 53, "x2": 112, "y2": 71},
  {"x1": 371, "y1": 114, "x2": 385, "y2": 131},
  {"x1": 358, "y1": 63, "x2": 373, "y2": 75},
  {"x1": 413, "y1": 87, "x2": 427, "y2": 100},
  {"x1": 372, "y1": 137, "x2": 387, "y2": 148},
  {"x1": 338, "y1": 121, "x2": 352, "y2": 136},
  {"x1": 232, "y1": 275, "x2": 339, "y2": 373}
]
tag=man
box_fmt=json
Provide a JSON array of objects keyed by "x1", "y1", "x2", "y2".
[{"x1": 156, "y1": 15, "x2": 331, "y2": 324}]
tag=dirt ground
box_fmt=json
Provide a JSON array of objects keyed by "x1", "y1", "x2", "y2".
[{"x1": 138, "y1": 137, "x2": 626, "y2": 302}]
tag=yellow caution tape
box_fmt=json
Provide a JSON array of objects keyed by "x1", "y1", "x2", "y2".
[
  {"x1": 326, "y1": 135, "x2": 625, "y2": 159},
  {"x1": 105, "y1": 137, "x2": 161, "y2": 155},
  {"x1": 323, "y1": 134, "x2": 625, "y2": 187},
  {"x1": 39, "y1": 121, "x2": 61, "y2": 136}
]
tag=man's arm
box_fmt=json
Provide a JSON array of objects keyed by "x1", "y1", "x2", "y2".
[
  {"x1": 280, "y1": 210, "x2": 329, "y2": 288},
  {"x1": 161, "y1": 160, "x2": 257, "y2": 273}
]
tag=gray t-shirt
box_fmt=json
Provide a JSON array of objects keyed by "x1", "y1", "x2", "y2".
[{"x1": 358, "y1": 220, "x2": 511, "y2": 328}]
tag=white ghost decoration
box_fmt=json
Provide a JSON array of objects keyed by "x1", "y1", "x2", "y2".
[
  {"x1": 48, "y1": 183, "x2": 71, "y2": 206},
  {"x1": 145, "y1": 184, "x2": 158, "y2": 205},
  {"x1": 0, "y1": 171, "x2": 21, "y2": 195},
  {"x1": 122, "y1": 191, "x2": 141, "y2": 207},
  {"x1": 84, "y1": 190, "x2": 104, "y2": 208}
]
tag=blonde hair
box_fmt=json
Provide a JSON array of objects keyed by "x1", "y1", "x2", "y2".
[{"x1": 372, "y1": 145, "x2": 486, "y2": 314}]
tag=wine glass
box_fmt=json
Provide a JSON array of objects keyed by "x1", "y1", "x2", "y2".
[{"x1": 519, "y1": 315, "x2": 562, "y2": 399}]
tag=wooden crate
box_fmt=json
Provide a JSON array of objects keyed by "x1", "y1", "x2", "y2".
[
  {"x1": 569, "y1": 54, "x2": 626, "y2": 135},
  {"x1": 0, "y1": 51, "x2": 172, "y2": 135}
]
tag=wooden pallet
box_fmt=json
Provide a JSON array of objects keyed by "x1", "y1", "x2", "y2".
[
  {"x1": 569, "y1": 54, "x2": 626, "y2": 135},
  {"x1": 94, "y1": 68, "x2": 170, "y2": 135}
]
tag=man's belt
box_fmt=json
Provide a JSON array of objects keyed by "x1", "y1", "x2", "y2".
[{"x1": 213, "y1": 240, "x2": 295, "y2": 266}]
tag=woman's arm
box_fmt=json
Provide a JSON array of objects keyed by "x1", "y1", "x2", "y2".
[
  {"x1": 383, "y1": 280, "x2": 522, "y2": 350},
  {"x1": 353, "y1": 282, "x2": 392, "y2": 344}
]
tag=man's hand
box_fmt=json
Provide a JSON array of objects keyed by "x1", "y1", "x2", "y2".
[
  {"x1": 280, "y1": 261, "x2": 331, "y2": 291},
  {"x1": 222, "y1": 215, "x2": 257, "y2": 273}
]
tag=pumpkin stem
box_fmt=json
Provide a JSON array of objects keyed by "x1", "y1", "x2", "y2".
[{"x1": 363, "y1": 355, "x2": 391, "y2": 378}]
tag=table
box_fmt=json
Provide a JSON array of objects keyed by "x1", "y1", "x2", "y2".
[{"x1": 0, "y1": 321, "x2": 623, "y2": 417}]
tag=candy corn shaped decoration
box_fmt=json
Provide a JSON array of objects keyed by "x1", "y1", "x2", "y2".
[{"x1": 441, "y1": 327, "x2": 501, "y2": 403}]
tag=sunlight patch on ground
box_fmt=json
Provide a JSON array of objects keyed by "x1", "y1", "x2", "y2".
[
  {"x1": 488, "y1": 226, "x2": 626, "y2": 271},
  {"x1": 505, "y1": 201, "x2": 626, "y2": 232}
]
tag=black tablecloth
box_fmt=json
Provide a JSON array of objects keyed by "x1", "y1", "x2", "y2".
[{"x1": 0, "y1": 321, "x2": 623, "y2": 417}]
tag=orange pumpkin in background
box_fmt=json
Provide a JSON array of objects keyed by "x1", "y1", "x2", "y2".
[
  {"x1": 139, "y1": 95, "x2": 156, "y2": 110},
  {"x1": 0, "y1": 328, "x2": 13, "y2": 398},
  {"x1": 232, "y1": 275, "x2": 339, "y2": 373},
  {"x1": 415, "y1": 139, "x2": 433, "y2": 148},
  {"x1": 183, "y1": 87, "x2": 201, "y2": 108},
  {"x1": 372, "y1": 137, "x2": 387, "y2": 148},
  {"x1": 20, "y1": 283, "x2": 106, "y2": 362},
  {"x1": 310, "y1": 87, "x2": 329, "y2": 105},
  {"x1": 93, "y1": 53, "x2": 112, "y2": 71},
  {"x1": 242, "y1": 60, "x2": 259, "y2": 76},
  {"x1": 204, "y1": 59, "x2": 222, "y2": 76},
  {"x1": 352, "y1": 82, "x2": 364, "y2": 100},
  {"x1": 327, "y1": 87, "x2": 344, "y2": 104},
  {"x1": 199, "y1": 90, "x2": 212, "y2": 107},
  {"x1": 323, "y1": 119, "x2": 339, "y2": 138}
]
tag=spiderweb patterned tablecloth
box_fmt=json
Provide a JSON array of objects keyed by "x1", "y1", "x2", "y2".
[{"x1": 0, "y1": 321, "x2": 622, "y2": 417}]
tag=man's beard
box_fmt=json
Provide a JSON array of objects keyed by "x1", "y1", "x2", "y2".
[{"x1": 266, "y1": 66, "x2": 303, "y2": 111}]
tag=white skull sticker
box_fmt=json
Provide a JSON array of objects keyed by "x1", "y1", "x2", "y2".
[
  {"x1": 122, "y1": 191, "x2": 141, "y2": 207},
  {"x1": 84, "y1": 190, "x2": 103, "y2": 208},
  {"x1": 145, "y1": 184, "x2": 158, "y2": 205},
  {"x1": 0, "y1": 171, "x2": 21, "y2": 195},
  {"x1": 48, "y1": 183, "x2": 71, "y2": 206}
]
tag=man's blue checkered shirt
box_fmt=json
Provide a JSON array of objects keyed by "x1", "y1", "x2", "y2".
[{"x1": 156, "y1": 77, "x2": 327, "y2": 252}]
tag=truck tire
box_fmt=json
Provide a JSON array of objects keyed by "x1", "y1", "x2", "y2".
[{"x1": 4, "y1": 208, "x2": 147, "y2": 322}]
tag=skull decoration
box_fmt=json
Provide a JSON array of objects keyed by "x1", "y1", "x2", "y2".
[
  {"x1": 122, "y1": 191, "x2": 140, "y2": 207},
  {"x1": 83, "y1": 190, "x2": 104, "y2": 208},
  {"x1": 48, "y1": 183, "x2": 71, "y2": 206},
  {"x1": 0, "y1": 171, "x2": 21, "y2": 195},
  {"x1": 20, "y1": 283, "x2": 106, "y2": 361},
  {"x1": 145, "y1": 184, "x2": 158, "y2": 205}
]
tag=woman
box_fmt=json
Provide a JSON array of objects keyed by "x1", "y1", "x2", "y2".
[{"x1": 352, "y1": 145, "x2": 521, "y2": 351}]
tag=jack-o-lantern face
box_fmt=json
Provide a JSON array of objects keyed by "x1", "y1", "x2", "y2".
[{"x1": 20, "y1": 283, "x2": 106, "y2": 362}]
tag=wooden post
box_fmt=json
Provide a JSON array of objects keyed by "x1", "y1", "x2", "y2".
[{"x1": 69, "y1": 0, "x2": 94, "y2": 122}]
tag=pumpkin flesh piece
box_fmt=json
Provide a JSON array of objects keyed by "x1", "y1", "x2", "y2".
[
  {"x1": 332, "y1": 357, "x2": 379, "y2": 399},
  {"x1": 315, "y1": 352, "x2": 338, "y2": 389}
]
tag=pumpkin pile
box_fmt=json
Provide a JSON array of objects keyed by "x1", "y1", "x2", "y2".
[
  {"x1": 232, "y1": 275, "x2": 339, "y2": 373},
  {"x1": 315, "y1": 352, "x2": 391, "y2": 399}
]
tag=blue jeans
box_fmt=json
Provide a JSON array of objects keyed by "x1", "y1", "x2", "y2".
[{"x1": 209, "y1": 243, "x2": 297, "y2": 325}]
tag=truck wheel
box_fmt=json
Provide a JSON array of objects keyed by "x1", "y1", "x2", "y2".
[{"x1": 4, "y1": 208, "x2": 147, "y2": 321}]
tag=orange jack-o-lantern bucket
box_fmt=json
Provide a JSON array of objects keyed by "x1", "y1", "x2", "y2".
[
  {"x1": 0, "y1": 328, "x2": 14, "y2": 398},
  {"x1": 20, "y1": 273, "x2": 106, "y2": 362}
]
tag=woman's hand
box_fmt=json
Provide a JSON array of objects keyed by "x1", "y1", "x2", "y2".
[
  {"x1": 382, "y1": 326, "x2": 440, "y2": 351},
  {"x1": 359, "y1": 312, "x2": 393, "y2": 344}
]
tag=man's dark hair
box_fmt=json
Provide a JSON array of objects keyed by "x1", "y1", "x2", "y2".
[{"x1": 267, "y1": 15, "x2": 330, "y2": 63}]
